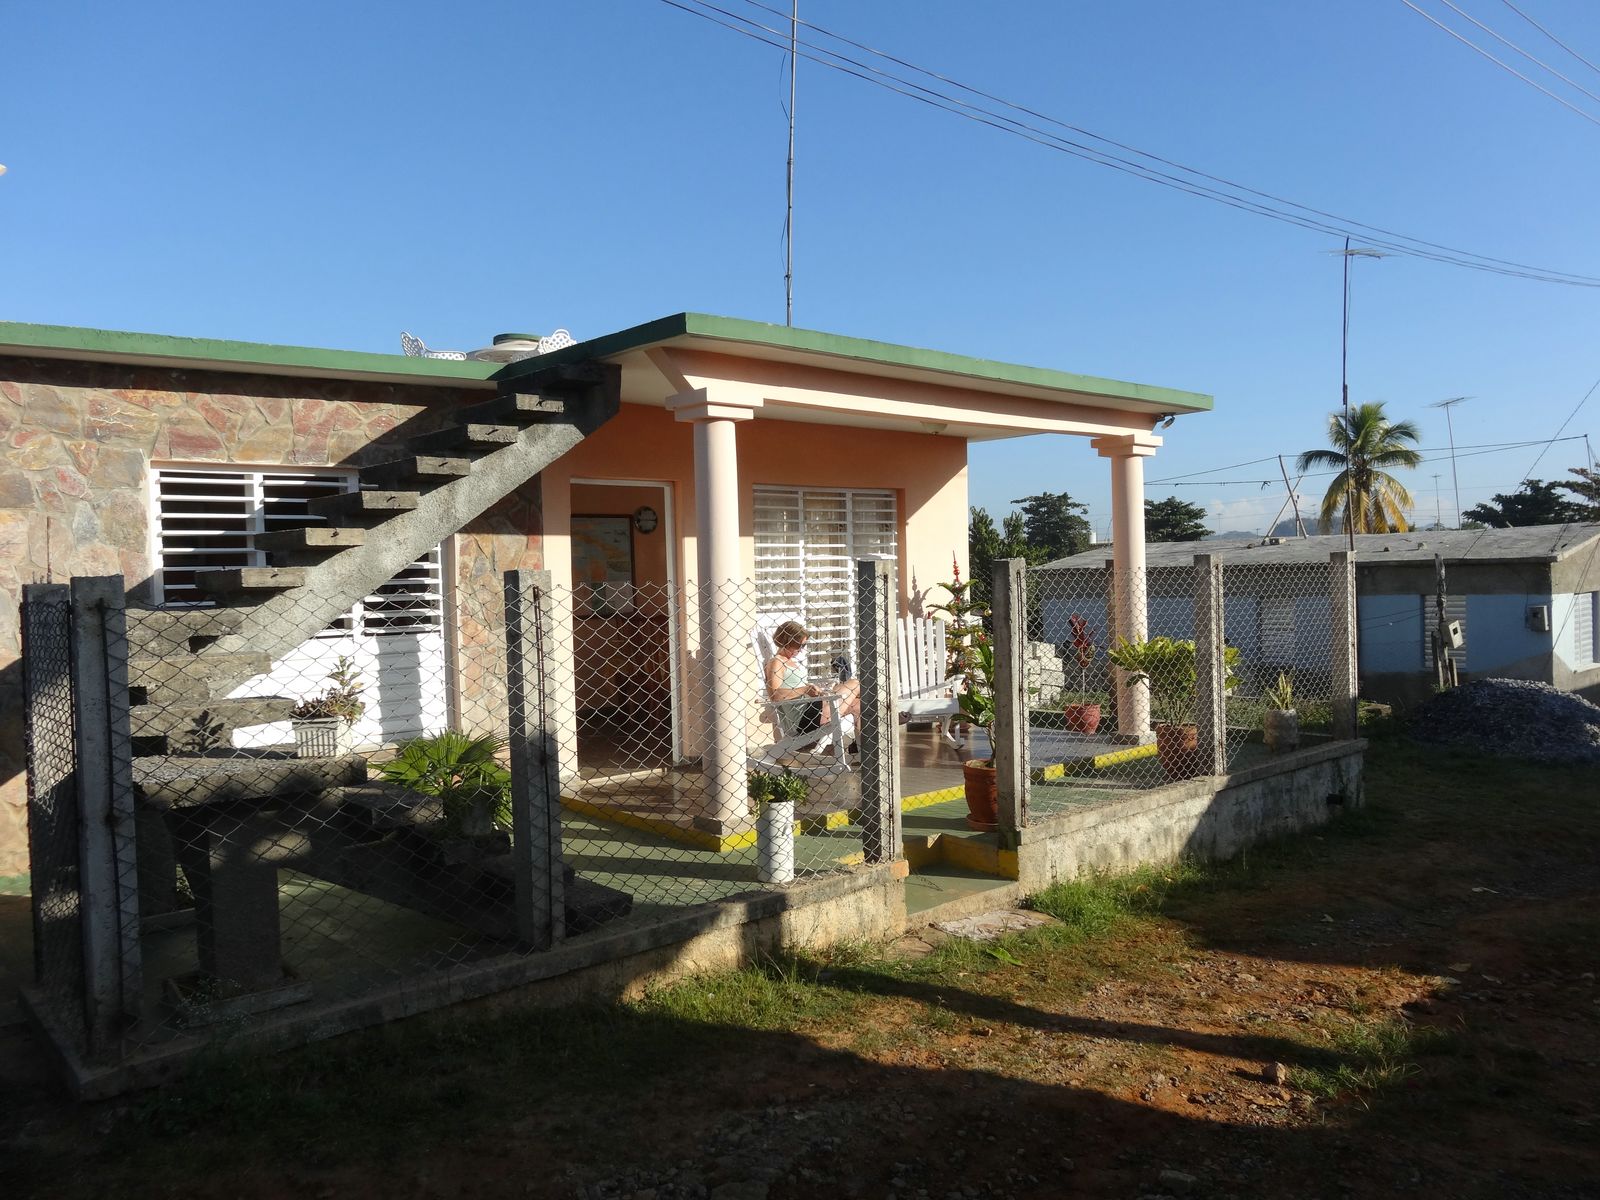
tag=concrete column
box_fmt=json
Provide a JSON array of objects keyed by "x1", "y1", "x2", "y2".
[
  {"x1": 1330, "y1": 550, "x2": 1359, "y2": 740},
  {"x1": 504, "y1": 569, "x2": 565, "y2": 950},
  {"x1": 1093, "y1": 435, "x2": 1159, "y2": 740},
  {"x1": 856, "y1": 559, "x2": 902, "y2": 863},
  {"x1": 991, "y1": 558, "x2": 1029, "y2": 844},
  {"x1": 668, "y1": 389, "x2": 761, "y2": 832},
  {"x1": 1193, "y1": 553, "x2": 1227, "y2": 775}
]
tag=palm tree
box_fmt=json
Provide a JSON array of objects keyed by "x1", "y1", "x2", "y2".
[{"x1": 1296, "y1": 401, "x2": 1423, "y2": 534}]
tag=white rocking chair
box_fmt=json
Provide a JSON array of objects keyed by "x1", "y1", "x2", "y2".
[
  {"x1": 748, "y1": 612, "x2": 855, "y2": 777},
  {"x1": 897, "y1": 615, "x2": 965, "y2": 747}
]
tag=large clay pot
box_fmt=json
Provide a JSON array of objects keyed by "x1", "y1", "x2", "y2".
[
  {"x1": 1264, "y1": 709, "x2": 1300, "y2": 753},
  {"x1": 1154, "y1": 722, "x2": 1202, "y2": 780},
  {"x1": 962, "y1": 759, "x2": 999, "y2": 831},
  {"x1": 1061, "y1": 703, "x2": 1102, "y2": 735}
]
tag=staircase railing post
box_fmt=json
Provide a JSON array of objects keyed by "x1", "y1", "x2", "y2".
[
  {"x1": 68, "y1": 575, "x2": 142, "y2": 1051},
  {"x1": 505, "y1": 569, "x2": 565, "y2": 950},
  {"x1": 1330, "y1": 551, "x2": 1359, "y2": 740},
  {"x1": 1193, "y1": 554, "x2": 1227, "y2": 775},
  {"x1": 991, "y1": 557, "x2": 1029, "y2": 844},
  {"x1": 856, "y1": 559, "x2": 901, "y2": 863}
]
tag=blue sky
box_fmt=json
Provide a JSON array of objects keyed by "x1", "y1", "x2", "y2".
[{"x1": 4, "y1": 1, "x2": 1598, "y2": 537}]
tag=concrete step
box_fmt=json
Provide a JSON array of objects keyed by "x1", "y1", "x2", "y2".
[
  {"x1": 194, "y1": 568, "x2": 306, "y2": 599},
  {"x1": 129, "y1": 651, "x2": 274, "y2": 705},
  {"x1": 362, "y1": 454, "x2": 473, "y2": 490},
  {"x1": 455, "y1": 391, "x2": 575, "y2": 426},
  {"x1": 129, "y1": 695, "x2": 296, "y2": 740},
  {"x1": 133, "y1": 753, "x2": 368, "y2": 811},
  {"x1": 254, "y1": 526, "x2": 366, "y2": 563},
  {"x1": 425, "y1": 423, "x2": 521, "y2": 453},
  {"x1": 126, "y1": 606, "x2": 246, "y2": 655},
  {"x1": 307, "y1": 489, "x2": 420, "y2": 524}
]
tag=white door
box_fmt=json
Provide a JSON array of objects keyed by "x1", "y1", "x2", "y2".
[{"x1": 152, "y1": 466, "x2": 448, "y2": 750}]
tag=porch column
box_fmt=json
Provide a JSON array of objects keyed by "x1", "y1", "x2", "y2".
[
  {"x1": 668, "y1": 388, "x2": 762, "y2": 831},
  {"x1": 1093, "y1": 434, "x2": 1159, "y2": 740}
]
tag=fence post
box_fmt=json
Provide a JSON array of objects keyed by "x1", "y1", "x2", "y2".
[
  {"x1": 68, "y1": 576, "x2": 142, "y2": 1051},
  {"x1": 991, "y1": 557, "x2": 1029, "y2": 844},
  {"x1": 505, "y1": 569, "x2": 565, "y2": 950},
  {"x1": 1330, "y1": 551, "x2": 1359, "y2": 740},
  {"x1": 856, "y1": 559, "x2": 901, "y2": 863},
  {"x1": 1193, "y1": 554, "x2": 1227, "y2": 775}
]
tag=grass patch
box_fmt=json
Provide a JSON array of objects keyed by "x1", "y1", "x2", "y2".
[{"x1": 1290, "y1": 1016, "x2": 1453, "y2": 1102}]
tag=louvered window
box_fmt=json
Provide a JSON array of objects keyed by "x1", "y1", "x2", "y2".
[
  {"x1": 152, "y1": 467, "x2": 443, "y2": 635},
  {"x1": 1575, "y1": 592, "x2": 1597, "y2": 665},
  {"x1": 753, "y1": 486, "x2": 897, "y2": 673}
]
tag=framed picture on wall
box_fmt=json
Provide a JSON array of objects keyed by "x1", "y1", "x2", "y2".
[{"x1": 572, "y1": 515, "x2": 635, "y2": 615}]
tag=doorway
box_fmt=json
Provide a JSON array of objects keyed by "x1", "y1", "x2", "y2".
[{"x1": 569, "y1": 480, "x2": 681, "y2": 774}]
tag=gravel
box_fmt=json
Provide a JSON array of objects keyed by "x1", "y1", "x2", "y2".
[{"x1": 1409, "y1": 678, "x2": 1600, "y2": 765}]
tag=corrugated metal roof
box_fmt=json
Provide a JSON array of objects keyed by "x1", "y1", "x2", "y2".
[{"x1": 1045, "y1": 524, "x2": 1600, "y2": 569}]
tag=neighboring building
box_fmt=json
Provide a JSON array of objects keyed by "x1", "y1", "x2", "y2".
[
  {"x1": 0, "y1": 314, "x2": 1212, "y2": 872},
  {"x1": 1046, "y1": 526, "x2": 1600, "y2": 706}
]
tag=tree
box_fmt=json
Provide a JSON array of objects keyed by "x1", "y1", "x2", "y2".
[
  {"x1": 1295, "y1": 401, "x2": 1422, "y2": 534},
  {"x1": 1010, "y1": 492, "x2": 1091, "y2": 562},
  {"x1": 1557, "y1": 466, "x2": 1600, "y2": 518},
  {"x1": 1462, "y1": 479, "x2": 1587, "y2": 528},
  {"x1": 968, "y1": 505, "x2": 1030, "y2": 592},
  {"x1": 1145, "y1": 495, "x2": 1211, "y2": 542}
]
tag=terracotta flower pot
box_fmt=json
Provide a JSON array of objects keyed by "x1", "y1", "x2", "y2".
[
  {"x1": 1154, "y1": 722, "x2": 1202, "y2": 780},
  {"x1": 962, "y1": 759, "x2": 999, "y2": 831},
  {"x1": 1061, "y1": 703, "x2": 1102, "y2": 735}
]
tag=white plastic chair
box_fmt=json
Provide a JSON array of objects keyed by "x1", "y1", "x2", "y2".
[
  {"x1": 897, "y1": 615, "x2": 964, "y2": 747},
  {"x1": 748, "y1": 612, "x2": 855, "y2": 776}
]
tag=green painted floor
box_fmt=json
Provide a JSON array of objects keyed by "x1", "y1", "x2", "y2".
[{"x1": 904, "y1": 864, "x2": 1014, "y2": 916}]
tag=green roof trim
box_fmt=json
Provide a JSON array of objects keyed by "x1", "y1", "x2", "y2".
[
  {"x1": 497, "y1": 312, "x2": 1213, "y2": 412},
  {"x1": 0, "y1": 321, "x2": 502, "y2": 386}
]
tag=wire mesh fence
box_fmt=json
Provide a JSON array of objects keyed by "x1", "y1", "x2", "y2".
[{"x1": 24, "y1": 567, "x2": 896, "y2": 1063}]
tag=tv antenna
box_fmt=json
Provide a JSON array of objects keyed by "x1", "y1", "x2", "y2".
[
  {"x1": 1331, "y1": 240, "x2": 1387, "y2": 548},
  {"x1": 1428, "y1": 395, "x2": 1471, "y2": 528},
  {"x1": 784, "y1": 1, "x2": 797, "y2": 326}
]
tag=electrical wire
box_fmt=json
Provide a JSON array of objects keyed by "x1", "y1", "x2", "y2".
[
  {"x1": 1498, "y1": 0, "x2": 1600, "y2": 82},
  {"x1": 658, "y1": 0, "x2": 1600, "y2": 287},
  {"x1": 1397, "y1": 0, "x2": 1600, "y2": 128},
  {"x1": 1517, "y1": 376, "x2": 1600, "y2": 482},
  {"x1": 1429, "y1": 0, "x2": 1600, "y2": 109}
]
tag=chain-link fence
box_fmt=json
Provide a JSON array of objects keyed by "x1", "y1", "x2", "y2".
[
  {"x1": 1020, "y1": 554, "x2": 1351, "y2": 820},
  {"x1": 24, "y1": 565, "x2": 900, "y2": 1067}
]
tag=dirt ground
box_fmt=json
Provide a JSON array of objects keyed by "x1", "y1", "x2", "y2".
[{"x1": 2, "y1": 733, "x2": 1597, "y2": 1199}]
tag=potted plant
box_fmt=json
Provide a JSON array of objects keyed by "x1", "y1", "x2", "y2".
[
  {"x1": 929, "y1": 557, "x2": 990, "y2": 743},
  {"x1": 290, "y1": 656, "x2": 366, "y2": 757},
  {"x1": 377, "y1": 731, "x2": 512, "y2": 838},
  {"x1": 956, "y1": 635, "x2": 1000, "y2": 831},
  {"x1": 1105, "y1": 637, "x2": 1241, "y2": 780},
  {"x1": 749, "y1": 769, "x2": 806, "y2": 883},
  {"x1": 1262, "y1": 672, "x2": 1300, "y2": 753},
  {"x1": 1059, "y1": 614, "x2": 1103, "y2": 735}
]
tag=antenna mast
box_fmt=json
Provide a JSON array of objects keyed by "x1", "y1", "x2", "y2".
[
  {"x1": 785, "y1": 0, "x2": 797, "y2": 326},
  {"x1": 1428, "y1": 395, "x2": 1471, "y2": 529}
]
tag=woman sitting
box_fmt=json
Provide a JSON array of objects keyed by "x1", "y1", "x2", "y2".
[{"x1": 763, "y1": 619, "x2": 861, "y2": 745}]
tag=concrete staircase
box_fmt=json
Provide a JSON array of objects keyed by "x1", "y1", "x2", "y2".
[{"x1": 126, "y1": 358, "x2": 619, "y2": 754}]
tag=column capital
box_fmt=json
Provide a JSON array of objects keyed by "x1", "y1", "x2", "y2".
[
  {"x1": 1090, "y1": 433, "x2": 1160, "y2": 459},
  {"x1": 666, "y1": 388, "x2": 762, "y2": 423}
]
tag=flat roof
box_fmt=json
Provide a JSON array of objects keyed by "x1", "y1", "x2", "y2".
[{"x1": 0, "y1": 314, "x2": 1212, "y2": 417}]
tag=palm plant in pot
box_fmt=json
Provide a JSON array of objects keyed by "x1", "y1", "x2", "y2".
[
  {"x1": 1262, "y1": 672, "x2": 1300, "y2": 753},
  {"x1": 1105, "y1": 637, "x2": 1240, "y2": 779},
  {"x1": 957, "y1": 634, "x2": 1000, "y2": 831},
  {"x1": 377, "y1": 731, "x2": 511, "y2": 838}
]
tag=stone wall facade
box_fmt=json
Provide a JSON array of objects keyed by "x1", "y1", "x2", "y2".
[{"x1": 0, "y1": 355, "x2": 543, "y2": 875}]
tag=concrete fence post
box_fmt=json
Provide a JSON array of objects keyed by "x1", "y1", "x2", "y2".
[
  {"x1": 1193, "y1": 554, "x2": 1227, "y2": 775},
  {"x1": 856, "y1": 559, "x2": 901, "y2": 863},
  {"x1": 505, "y1": 570, "x2": 565, "y2": 950},
  {"x1": 68, "y1": 576, "x2": 142, "y2": 1051},
  {"x1": 991, "y1": 557, "x2": 1029, "y2": 844},
  {"x1": 1330, "y1": 551, "x2": 1359, "y2": 740}
]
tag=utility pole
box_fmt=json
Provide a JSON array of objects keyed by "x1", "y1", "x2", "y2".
[
  {"x1": 1335, "y1": 240, "x2": 1385, "y2": 551},
  {"x1": 784, "y1": 0, "x2": 797, "y2": 327},
  {"x1": 1432, "y1": 473, "x2": 1443, "y2": 528},
  {"x1": 1428, "y1": 396, "x2": 1471, "y2": 529}
]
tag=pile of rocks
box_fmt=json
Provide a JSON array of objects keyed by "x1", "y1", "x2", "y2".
[{"x1": 1410, "y1": 678, "x2": 1600, "y2": 765}]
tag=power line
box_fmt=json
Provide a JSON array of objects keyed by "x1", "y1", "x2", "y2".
[
  {"x1": 1518, "y1": 375, "x2": 1600, "y2": 482},
  {"x1": 1497, "y1": 0, "x2": 1600, "y2": 82},
  {"x1": 1430, "y1": 0, "x2": 1600, "y2": 109},
  {"x1": 1397, "y1": 0, "x2": 1600, "y2": 128},
  {"x1": 1152, "y1": 434, "x2": 1591, "y2": 487},
  {"x1": 660, "y1": 0, "x2": 1600, "y2": 286}
]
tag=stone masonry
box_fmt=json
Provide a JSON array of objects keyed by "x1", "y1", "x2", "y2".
[{"x1": 0, "y1": 356, "x2": 547, "y2": 876}]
